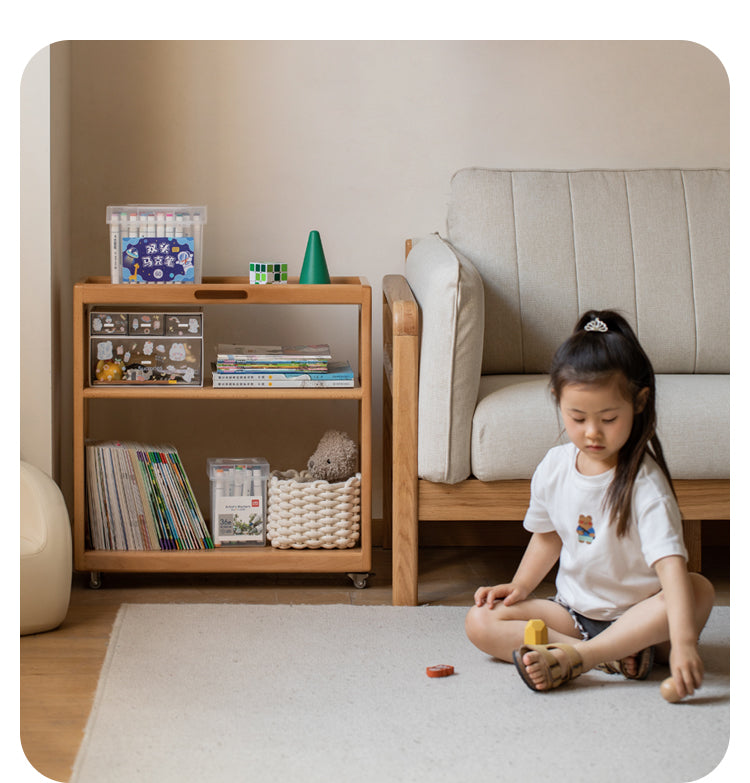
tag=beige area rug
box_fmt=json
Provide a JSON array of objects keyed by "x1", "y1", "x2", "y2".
[{"x1": 71, "y1": 604, "x2": 731, "y2": 783}]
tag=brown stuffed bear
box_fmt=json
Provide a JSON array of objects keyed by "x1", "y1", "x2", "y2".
[{"x1": 307, "y1": 430, "x2": 358, "y2": 483}]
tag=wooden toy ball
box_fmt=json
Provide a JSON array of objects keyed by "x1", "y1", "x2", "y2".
[{"x1": 660, "y1": 676, "x2": 682, "y2": 703}]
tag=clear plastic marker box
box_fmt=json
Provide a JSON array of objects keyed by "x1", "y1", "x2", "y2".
[
  {"x1": 207, "y1": 458, "x2": 270, "y2": 546},
  {"x1": 107, "y1": 204, "x2": 207, "y2": 284}
]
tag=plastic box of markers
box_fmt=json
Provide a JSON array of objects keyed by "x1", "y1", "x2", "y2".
[
  {"x1": 206, "y1": 458, "x2": 270, "y2": 546},
  {"x1": 107, "y1": 204, "x2": 207, "y2": 284}
]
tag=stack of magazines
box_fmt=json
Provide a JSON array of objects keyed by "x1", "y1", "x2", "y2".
[
  {"x1": 212, "y1": 344, "x2": 355, "y2": 388},
  {"x1": 86, "y1": 441, "x2": 213, "y2": 550}
]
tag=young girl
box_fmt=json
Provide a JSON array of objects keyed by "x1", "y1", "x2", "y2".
[{"x1": 464, "y1": 310, "x2": 715, "y2": 697}]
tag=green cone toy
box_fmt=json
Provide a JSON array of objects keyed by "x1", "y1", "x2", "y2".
[{"x1": 299, "y1": 230, "x2": 331, "y2": 284}]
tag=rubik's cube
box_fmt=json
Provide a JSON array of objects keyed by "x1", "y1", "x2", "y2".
[{"x1": 249, "y1": 262, "x2": 288, "y2": 284}]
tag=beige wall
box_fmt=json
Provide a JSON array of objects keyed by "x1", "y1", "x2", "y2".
[
  {"x1": 20, "y1": 48, "x2": 53, "y2": 475},
  {"x1": 24, "y1": 40, "x2": 729, "y2": 517}
]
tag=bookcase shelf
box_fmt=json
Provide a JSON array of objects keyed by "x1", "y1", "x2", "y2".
[
  {"x1": 72, "y1": 276, "x2": 372, "y2": 584},
  {"x1": 82, "y1": 385, "x2": 365, "y2": 400}
]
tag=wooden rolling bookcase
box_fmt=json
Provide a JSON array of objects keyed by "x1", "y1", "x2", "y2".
[{"x1": 73, "y1": 276, "x2": 372, "y2": 588}]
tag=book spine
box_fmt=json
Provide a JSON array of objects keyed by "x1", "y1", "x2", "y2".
[
  {"x1": 86, "y1": 440, "x2": 209, "y2": 552},
  {"x1": 215, "y1": 364, "x2": 329, "y2": 372},
  {"x1": 215, "y1": 370, "x2": 353, "y2": 381},
  {"x1": 212, "y1": 376, "x2": 354, "y2": 388},
  {"x1": 138, "y1": 449, "x2": 175, "y2": 549}
]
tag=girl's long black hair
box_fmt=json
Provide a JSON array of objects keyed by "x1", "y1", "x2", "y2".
[{"x1": 549, "y1": 310, "x2": 675, "y2": 537}]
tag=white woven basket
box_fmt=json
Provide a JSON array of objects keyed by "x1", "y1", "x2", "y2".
[{"x1": 267, "y1": 470, "x2": 361, "y2": 549}]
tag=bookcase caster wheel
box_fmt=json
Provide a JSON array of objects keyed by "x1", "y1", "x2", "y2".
[
  {"x1": 347, "y1": 572, "x2": 369, "y2": 589},
  {"x1": 89, "y1": 571, "x2": 102, "y2": 589}
]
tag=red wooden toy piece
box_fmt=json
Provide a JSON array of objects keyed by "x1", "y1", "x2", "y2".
[{"x1": 426, "y1": 664, "x2": 455, "y2": 678}]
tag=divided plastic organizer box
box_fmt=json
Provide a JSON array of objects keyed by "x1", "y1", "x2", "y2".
[
  {"x1": 107, "y1": 204, "x2": 207, "y2": 284},
  {"x1": 207, "y1": 458, "x2": 270, "y2": 547}
]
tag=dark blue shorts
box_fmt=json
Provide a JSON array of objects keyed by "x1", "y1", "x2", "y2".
[{"x1": 549, "y1": 596, "x2": 614, "y2": 641}]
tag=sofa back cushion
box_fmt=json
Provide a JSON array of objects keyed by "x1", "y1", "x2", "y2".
[
  {"x1": 447, "y1": 169, "x2": 729, "y2": 375},
  {"x1": 405, "y1": 234, "x2": 485, "y2": 483}
]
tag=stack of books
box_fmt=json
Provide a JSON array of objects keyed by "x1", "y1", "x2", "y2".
[
  {"x1": 212, "y1": 344, "x2": 355, "y2": 388},
  {"x1": 86, "y1": 441, "x2": 213, "y2": 551}
]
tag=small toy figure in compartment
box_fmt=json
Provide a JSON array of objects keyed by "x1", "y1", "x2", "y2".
[
  {"x1": 94, "y1": 341, "x2": 125, "y2": 382},
  {"x1": 123, "y1": 364, "x2": 154, "y2": 382},
  {"x1": 95, "y1": 358, "x2": 125, "y2": 382}
]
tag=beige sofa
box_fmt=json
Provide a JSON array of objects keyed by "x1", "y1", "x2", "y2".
[{"x1": 383, "y1": 168, "x2": 729, "y2": 606}]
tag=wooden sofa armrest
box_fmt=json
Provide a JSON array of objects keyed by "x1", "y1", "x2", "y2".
[
  {"x1": 382, "y1": 273, "x2": 419, "y2": 385},
  {"x1": 382, "y1": 273, "x2": 420, "y2": 604},
  {"x1": 383, "y1": 273, "x2": 418, "y2": 332}
]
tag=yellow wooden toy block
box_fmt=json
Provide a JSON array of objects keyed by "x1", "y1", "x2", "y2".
[{"x1": 524, "y1": 619, "x2": 548, "y2": 645}]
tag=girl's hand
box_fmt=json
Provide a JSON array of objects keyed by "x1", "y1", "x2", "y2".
[
  {"x1": 473, "y1": 583, "x2": 529, "y2": 609},
  {"x1": 653, "y1": 555, "x2": 708, "y2": 700},
  {"x1": 669, "y1": 642, "x2": 704, "y2": 698}
]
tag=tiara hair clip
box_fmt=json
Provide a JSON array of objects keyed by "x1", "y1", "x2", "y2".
[{"x1": 584, "y1": 317, "x2": 608, "y2": 333}]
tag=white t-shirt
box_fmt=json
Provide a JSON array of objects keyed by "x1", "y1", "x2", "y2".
[{"x1": 523, "y1": 442, "x2": 687, "y2": 621}]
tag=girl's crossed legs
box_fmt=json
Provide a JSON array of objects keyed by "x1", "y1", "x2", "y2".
[{"x1": 465, "y1": 572, "x2": 715, "y2": 692}]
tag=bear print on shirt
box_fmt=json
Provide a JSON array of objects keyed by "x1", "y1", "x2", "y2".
[{"x1": 576, "y1": 514, "x2": 595, "y2": 544}]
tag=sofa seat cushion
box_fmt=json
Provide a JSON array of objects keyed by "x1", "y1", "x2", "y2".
[
  {"x1": 655, "y1": 374, "x2": 729, "y2": 480},
  {"x1": 471, "y1": 375, "x2": 560, "y2": 480},
  {"x1": 470, "y1": 374, "x2": 729, "y2": 482}
]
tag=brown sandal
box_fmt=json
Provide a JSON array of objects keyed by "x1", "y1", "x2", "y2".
[
  {"x1": 513, "y1": 643, "x2": 584, "y2": 692},
  {"x1": 597, "y1": 646, "x2": 655, "y2": 680}
]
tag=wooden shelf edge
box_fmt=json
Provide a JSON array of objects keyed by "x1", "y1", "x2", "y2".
[
  {"x1": 75, "y1": 277, "x2": 371, "y2": 306},
  {"x1": 77, "y1": 275, "x2": 369, "y2": 286},
  {"x1": 82, "y1": 384, "x2": 365, "y2": 400},
  {"x1": 76, "y1": 547, "x2": 372, "y2": 573}
]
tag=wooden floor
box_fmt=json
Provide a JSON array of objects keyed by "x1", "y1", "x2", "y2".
[{"x1": 20, "y1": 545, "x2": 730, "y2": 782}]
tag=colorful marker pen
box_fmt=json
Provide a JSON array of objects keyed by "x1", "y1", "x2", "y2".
[
  {"x1": 192, "y1": 211, "x2": 202, "y2": 282},
  {"x1": 110, "y1": 212, "x2": 120, "y2": 284}
]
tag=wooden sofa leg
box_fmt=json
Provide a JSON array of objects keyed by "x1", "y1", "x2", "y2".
[
  {"x1": 383, "y1": 360, "x2": 418, "y2": 605},
  {"x1": 392, "y1": 482, "x2": 418, "y2": 606},
  {"x1": 390, "y1": 353, "x2": 419, "y2": 606},
  {"x1": 381, "y1": 374, "x2": 393, "y2": 550},
  {"x1": 682, "y1": 519, "x2": 702, "y2": 573}
]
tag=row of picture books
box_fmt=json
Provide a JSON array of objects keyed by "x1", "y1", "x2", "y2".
[
  {"x1": 211, "y1": 343, "x2": 355, "y2": 388},
  {"x1": 86, "y1": 440, "x2": 213, "y2": 550}
]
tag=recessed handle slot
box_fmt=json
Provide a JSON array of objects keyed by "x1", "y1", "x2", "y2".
[{"x1": 193, "y1": 289, "x2": 248, "y2": 301}]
